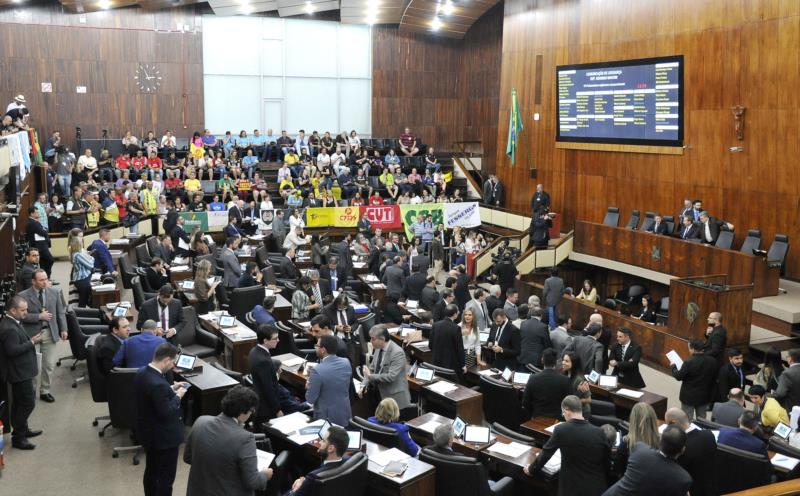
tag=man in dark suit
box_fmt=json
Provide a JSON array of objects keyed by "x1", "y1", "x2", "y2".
[
  {"x1": 715, "y1": 347, "x2": 745, "y2": 403},
  {"x1": 678, "y1": 215, "x2": 700, "y2": 240},
  {"x1": 524, "y1": 395, "x2": 609, "y2": 495},
  {"x1": 310, "y1": 315, "x2": 350, "y2": 361},
  {"x1": 228, "y1": 199, "x2": 245, "y2": 225},
  {"x1": 419, "y1": 276, "x2": 440, "y2": 312},
  {"x1": 136, "y1": 285, "x2": 185, "y2": 344},
  {"x1": 224, "y1": 215, "x2": 244, "y2": 239},
  {"x1": 152, "y1": 235, "x2": 175, "y2": 266},
  {"x1": 485, "y1": 286, "x2": 503, "y2": 317},
  {"x1": 698, "y1": 211, "x2": 734, "y2": 245},
  {"x1": 482, "y1": 174, "x2": 504, "y2": 207},
  {"x1": 451, "y1": 265, "x2": 470, "y2": 311},
  {"x1": 238, "y1": 261, "x2": 262, "y2": 289},
  {"x1": 248, "y1": 325, "x2": 283, "y2": 425},
  {"x1": 717, "y1": 410, "x2": 768, "y2": 456},
  {"x1": 522, "y1": 348, "x2": 572, "y2": 419},
  {"x1": 609, "y1": 328, "x2": 646, "y2": 388},
  {"x1": 134, "y1": 343, "x2": 188, "y2": 496},
  {"x1": 308, "y1": 270, "x2": 331, "y2": 310},
  {"x1": 145, "y1": 258, "x2": 170, "y2": 292},
  {"x1": 671, "y1": 339, "x2": 718, "y2": 420},
  {"x1": 564, "y1": 323, "x2": 605, "y2": 374},
  {"x1": 403, "y1": 263, "x2": 428, "y2": 302},
  {"x1": 319, "y1": 255, "x2": 346, "y2": 293},
  {"x1": 664, "y1": 407, "x2": 718, "y2": 496},
  {"x1": 432, "y1": 288, "x2": 455, "y2": 322},
  {"x1": 25, "y1": 206, "x2": 54, "y2": 278},
  {"x1": 96, "y1": 317, "x2": 130, "y2": 375},
  {"x1": 517, "y1": 307, "x2": 551, "y2": 369},
  {"x1": 171, "y1": 215, "x2": 191, "y2": 256},
  {"x1": 774, "y1": 348, "x2": 800, "y2": 412},
  {"x1": 278, "y1": 247, "x2": 300, "y2": 280},
  {"x1": 286, "y1": 426, "x2": 350, "y2": 496},
  {"x1": 530, "y1": 183, "x2": 551, "y2": 214},
  {"x1": 18, "y1": 248, "x2": 40, "y2": 290},
  {"x1": 486, "y1": 308, "x2": 520, "y2": 371},
  {"x1": 602, "y1": 425, "x2": 692, "y2": 496},
  {"x1": 542, "y1": 267, "x2": 564, "y2": 329},
  {"x1": 323, "y1": 294, "x2": 357, "y2": 342},
  {"x1": 647, "y1": 214, "x2": 669, "y2": 235},
  {"x1": 382, "y1": 256, "x2": 406, "y2": 301},
  {"x1": 703, "y1": 312, "x2": 727, "y2": 367},
  {"x1": 332, "y1": 236, "x2": 352, "y2": 286},
  {"x1": 0, "y1": 296, "x2": 43, "y2": 450},
  {"x1": 430, "y1": 304, "x2": 466, "y2": 375}
]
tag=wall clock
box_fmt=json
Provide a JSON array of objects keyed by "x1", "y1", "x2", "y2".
[{"x1": 134, "y1": 63, "x2": 162, "y2": 93}]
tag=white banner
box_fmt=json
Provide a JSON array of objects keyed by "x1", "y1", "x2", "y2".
[
  {"x1": 208, "y1": 210, "x2": 229, "y2": 227},
  {"x1": 444, "y1": 202, "x2": 481, "y2": 229}
]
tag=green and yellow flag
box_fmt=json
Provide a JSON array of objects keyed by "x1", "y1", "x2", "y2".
[{"x1": 506, "y1": 88, "x2": 524, "y2": 165}]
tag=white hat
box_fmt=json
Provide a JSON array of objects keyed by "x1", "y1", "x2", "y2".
[
  {"x1": 84, "y1": 162, "x2": 97, "y2": 170},
  {"x1": 14, "y1": 95, "x2": 26, "y2": 103}
]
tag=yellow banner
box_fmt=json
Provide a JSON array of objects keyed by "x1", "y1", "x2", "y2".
[
  {"x1": 334, "y1": 206, "x2": 359, "y2": 227},
  {"x1": 306, "y1": 207, "x2": 336, "y2": 227}
]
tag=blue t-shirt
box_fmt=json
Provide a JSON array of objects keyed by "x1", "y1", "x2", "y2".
[{"x1": 209, "y1": 202, "x2": 225, "y2": 212}]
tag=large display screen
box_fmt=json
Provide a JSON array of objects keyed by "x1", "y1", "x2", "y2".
[{"x1": 556, "y1": 56, "x2": 684, "y2": 147}]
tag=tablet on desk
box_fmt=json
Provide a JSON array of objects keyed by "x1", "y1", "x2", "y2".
[
  {"x1": 219, "y1": 315, "x2": 236, "y2": 328},
  {"x1": 501, "y1": 367, "x2": 513, "y2": 382},
  {"x1": 175, "y1": 354, "x2": 197, "y2": 372},
  {"x1": 317, "y1": 420, "x2": 331, "y2": 439},
  {"x1": 598, "y1": 375, "x2": 618, "y2": 388},
  {"x1": 347, "y1": 430, "x2": 362, "y2": 450},
  {"x1": 112, "y1": 306, "x2": 128, "y2": 317},
  {"x1": 414, "y1": 367, "x2": 435, "y2": 382},
  {"x1": 774, "y1": 422, "x2": 793, "y2": 440},
  {"x1": 586, "y1": 370, "x2": 601, "y2": 384},
  {"x1": 464, "y1": 425, "x2": 490, "y2": 444},
  {"x1": 182, "y1": 280, "x2": 195, "y2": 290},
  {"x1": 452, "y1": 416, "x2": 467, "y2": 438}
]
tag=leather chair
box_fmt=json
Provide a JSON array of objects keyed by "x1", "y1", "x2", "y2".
[
  {"x1": 135, "y1": 243, "x2": 151, "y2": 266},
  {"x1": 419, "y1": 447, "x2": 514, "y2": 496},
  {"x1": 490, "y1": 422, "x2": 536, "y2": 444},
  {"x1": 766, "y1": 234, "x2": 789, "y2": 272},
  {"x1": 662, "y1": 215, "x2": 676, "y2": 233},
  {"x1": 739, "y1": 229, "x2": 762, "y2": 254},
  {"x1": 132, "y1": 276, "x2": 156, "y2": 310},
  {"x1": 194, "y1": 253, "x2": 217, "y2": 272},
  {"x1": 86, "y1": 340, "x2": 112, "y2": 436},
  {"x1": 714, "y1": 443, "x2": 772, "y2": 493},
  {"x1": 106, "y1": 367, "x2": 143, "y2": 464},
  {"x1": 479, "y1": 375, "x2": 524, "y2": 429},
  {"x1": 625, "y1": 209, "x2": 641, "y2": 230},
  {"x1": 348, "y1": 416, "x2": 401, "y2": 450},
  {"x1": 266, "y1": 450, "x2": 291, "y2": 496},
  {"x1": 261, "y1": 265, "x2": 278, "y2": 286},
  {"x1": 228, "y1": 285, "x2": 266, "y2": 323},
  {"x1": 255, "y1": 246, "x2": 270, "y2": 269},
  {"x1": 715, "y1": 227, "x2": 735, "y2": 250},
  {"x1": 70, "y1": 304, "x2": 106, "y2": 325},
  {"x1": 210, "y1": 361, "x2": 243, "y2": 384},
  {"x1": 693, "y1": 417, "x2": 724, "y2": 430},
  {"x1": 639, "y1": 211, "x2": 656, "y2": 232},
  {"x1": 419, "y1": 362, "x2": 459, "y2": 383},
  {"x1": 525, "y1": 364, "x2": 542, "y2": 374},
  {"x1": 137, "y1": 266, "x2": 156, "y2": 293},
  {"x1": 58, "y1": 311, "x2": 107, "y2": 388},
  {"x1": 274, "y1": 323, "x2": 315, "y2": 359},
  {"x1": 306, "y1": 451, "x2": 368, "y2": 496},
  {"x1": 146, "y1": 235, "x2": 160, "y2": 258},
  {"x1": 177, "y1": 306, "x2": 220, "y2": 358},
  {"x1": 656, "y1": 296, "x2": 669, "y2": 325},
  {"x1": 119, "y1": 253, "x2": 137, "y2": 290},
  {"x1": 602, "y1": 207, "x2": 620, "y2": 227},
  {"x1": 613, "y1": 284, "x2": 647, "y2": 309}
]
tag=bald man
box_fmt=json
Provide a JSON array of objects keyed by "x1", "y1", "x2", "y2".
[
  {"x1": 664, "y1": 407, "x2": 718, "y2": 496},
  {"x1": 584, "y1": 312, "x2": 611, "y2": 369},
  {"x1": 702, "y1": 312, "x2": 727, "y2": 367}
]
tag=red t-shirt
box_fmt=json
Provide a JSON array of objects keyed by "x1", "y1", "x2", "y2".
[
  {"x1": 400, "y1": 133, "x2": 416, "y2": 148},
  {"x1": 132, "y1": 157, "x2": 147, "y2": 170},
  {"x1": 369, "y1": 196, "x2": 384, "y2": 206},
  {"x1": 148, "y1": 157, "x2": 162, "y2": 169},
  {"x1": 351, "y1": 198, "x2": 365, "y2": 206},
  {"x1": 114, "y1": 194, "x2": 127, "y2": 218},
  {"x1": 165, "y1": 177, "x2": 182, "y2": 189},
  {"x1": 116, "y1": 157, "x2": 130, "y2": 170}
]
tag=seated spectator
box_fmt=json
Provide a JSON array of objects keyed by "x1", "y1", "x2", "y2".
[
  {"x1": 236, "y1": 176, "x2": 252, "y2": 201},
  {"x1": 379, "y1": 169, "x2": 398, "y2": 200},
  {"x1": 201, "y1": 128, "x2": 218, "y2": 152},
  {"x1": 284, "y1": 149, "x2": 301, "y2": 177},
  {"x1": 308, "y1": 130, "x2": 321, "y2": 157},
  {"x1": 242, "y1": 149, "x2": 258, "y2": 180},
  {"x1": 160, "y1": 130, "x2": 177, "y2": 155},
  {"x1": 163, "y1": 150, "x2": 183, "y2": 177},
  {"x1": 320, "y1": 131, "x2": 335, "y2": 154},
  {"x1": 369, "y1": 191, "x2": 384, "y2": 206},
  {"x1": 142, "y1": 131, "x2": 159, "y2": 157},
  {"x1": 250, "y1": 129, "x2": 266, "y2": 158},
  {"x1": 77, "y1": 148, "x2": 97, "y2": 176},
  {"x1": 276, "y1": 130, "x2": 294, "y2": 160},
  {"x1": 331, "y1": 146, "x2": 347, "y2": 177},
  {"x1": 131, "y1": 149, "x2": 147, "y2": 181},
  {"x1": 338, "y1": 168, "x2": 356, "y2": 199},
  {"x1": 717, "y1": 410, "x2": 768, "y2": 457},
  {"x1": 235, "y1": 130, "x2": 251, "y2": 155},
  {"x1": 121, "y1": 131, "x2": 139, "y2": 156},
  {"x1": 115, "y1": 151, "x2": 131, "y2": 179},
  {"x1": 294, "y1": 129, "x2": 310, "y2": 157},
  {"x1": 209, "y1": 194, "x2": 225, "y2": 212},
  {"x1": 252, "y1": 296, "x2": 277, "y2": 325},
  {"x1": 384, "y1": 148, "x2": 400, "y2": 167},
  {"x1": 424, "y1": 147, "x2": 440, "y2": 172},
  {"x1": 399, "y1": 127, "x2": 419, "y2": 156},
  {"x1": 748, "y1": 384, "x2": 789, "y2": 429},
  {"x1": 576, "y1": 279, "x2": 598, "y2": 303},
  {"x1": 368, "y1": 398, "x2": 420, "y2": 457}
]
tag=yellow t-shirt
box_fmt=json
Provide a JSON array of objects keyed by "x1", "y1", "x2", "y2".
[
  {"x1": 184, "y1": 178, "x2": 201, "y2": 192},
  {"x1": 284, "y1": 154, "x2": 299, "y2": 165}
]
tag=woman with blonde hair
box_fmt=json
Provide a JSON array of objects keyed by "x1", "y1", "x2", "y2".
[
  {"x1": 194, "y1": 259, "x2": 221, "y2": 314},
  {"x1": 460, "y1": 307, "x2": 485, "y2": 368},
  {"x1": 70, "y1": 235, "x2": 95, "y2": 307},
  {"x1": 368, "y1": 398, "x2": 420, "y2": 457},
  {"x1": 616, "y1": 402, "x2": 660, "y2": 474}
]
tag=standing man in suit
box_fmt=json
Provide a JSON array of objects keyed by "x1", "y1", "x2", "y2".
[
  {"x1": 382, "y1": 256, "x2": 406, "y2": 301},
  {"x1": 487, "y1": 308, "x2": 520, "y2": 371},
  {"x1": 18, "y1": 269, "x2": 68, "y2": 403},
  {"x1": 712, "y1": 388, "x2": 746, "y2": 427},
  {"x1": 18, "y1": 248, "x2": 40, "y2": 290},
  {"x1": 419, "y1": 276, "x2": 441, "y2": 312},
  {"x1": 678, "y1": 215, "x2": 700, "y2": 240},
  {"x1": 715, "y1": 347, "x2": 745, "y2": 403},
  {"x1": 602, "y1": 425, "x2": 692, "y2": 496},
  {"x1": 96, "y1": 317, "x2": 130, "y2": 375},
  {"x1": 464, "y1": 288, "x2": 491, "y2": 333},
  {"x1": 221, "y1": 236, "x2": 243, "y2": 291},
  {"x1": 306, "y1": 335, "x2": 352, "y2": 427},
  {"x1": 663, "y1": 407, "x2": 718, "y2": 496},
  {"x1": 564, "y1": 323, "x2": 605, "y2": 374},
  {"x1": 698, "y1": 211, "x2": 734, "y2": 245},
  {"x1": 286, "y1": 427, "x2": 350, "y2": 496},
  {"x1": 432, "y1": 288, "x2": 454, "y2": 322},
  {"x1": 773, "y1": 348, "x2": 800, "y2": 412},
  {"x1": 530, "y1": 183, "x2": 551, "y2": 214},
  {"x1": 450, "y1": 265, "x2": 470, "y2": 311},
  {"x1": 319, "y1": 256, "x2": 346, "y2": 293},
  {"x1": 542, "y1": 267, "x2": 564, "y2": 329},
  {"x1": 608, "y1": 328, "x2": 645, "y2": 388},
  {"x1": 309, "y1": 315, "x2": 350, "y2": 361},
  {"x1": 403, "y1": 263, "x2": 428, "y2": 302},
  {"x1": 136, "y1": 285, "x2": 184, "y2": 341},
  {"x1": 135, "y1": 343, "x2": 188, "y2": 496},
  {"x1": 524, "y1": 395, "x2": 609, "y2": 495},
  {"x1": 671, "y1": 339, "x2": 718, "y2": 420},
  {"x1": 522, "y1": 348, "x2": 572, "y2": 419},
  {"x1": 271, "y1": 209, "x2": 287, "y2": 251},
  {"x1": 184, "y1": 386, "x2": 271, "y2": 496},
  {"x1": 703, "y1": 312, "x2": 727, "y2": 367},
  {"x1": 518, "y1": 307, "x2": 552, "y2": 369},
  {"x1": 678, "y1": 199, "x2": 693, "y2": 222},
  {"x1": 362, "y1": 325, "x2": 411, "y2": 408},
  {"x1": 87, "y1": 228, "x2": 117, "y2": 276},
  {"x1": 483, "y1": 174, "x2": 504, "y2": 207},
  {"x1": 430, "y1": 304, "x2": 466, "y2": 376},
  {"x1": 0, "y1": 296, "x2": 43, "y2": 450},
  {"x1": 171, "y1": 215, "x2": 191, "y2": 257},
  {"x1": 485, "y1": 286, "x2": 503, "y2": 317},
  {"x1": 332, "y1": 235, "x2": 353, "y2": 286},
  {"x1": 278, "y1": 247, "x2": 300, "y2": 280},
  {"x1": 26, "y1": 206, "x2": 54, "y2": 278},
  {"x1": 503, "y1": 288, "x2": 520, "y2": 321},
  {"x1": 248, "y1": 325, "x2": 283, "y2": 425},
  {"x1": 647, "y1": 214, "x2": 669, "y2": 235}
]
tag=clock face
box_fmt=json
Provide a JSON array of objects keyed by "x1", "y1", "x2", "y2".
[{"x1": 134, "y1": 63, "x2": 162, "y2": 93}]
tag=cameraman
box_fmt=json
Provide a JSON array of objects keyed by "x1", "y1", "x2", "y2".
[
  {"x1": 492, "y1": 251, "x2": 519, "y2": 300},
  {"x1": 529, "y1": 209, "x2": 553, "y2": 249}
]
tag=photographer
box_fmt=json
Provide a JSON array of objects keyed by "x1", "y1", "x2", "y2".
[
  {"x1": 491, "y1": 251, "x2": 520, "y2": 299},
  {"x1": 529, "y1": 209, "x2": 553, "y2": 249}
]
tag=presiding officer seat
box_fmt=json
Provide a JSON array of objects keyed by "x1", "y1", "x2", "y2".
[
  {"x1": 603, "y1": 207, "x2": 620, "y2": 227},
  {"x1": 766, "y1": 234, "x2": 790, "y2": 272},
  {"x1": 419, "y1": 447, "x2": 514, "y2": 496}
]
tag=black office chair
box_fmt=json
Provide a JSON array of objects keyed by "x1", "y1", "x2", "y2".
[
  {"x1": 490, "y1": 422, "x2": 537, "y2": 444},
  {"x1": 714, "y1": 227, "x2": 735, "y2": 250},
  {"x1": 739, "y1": 229, "x2": 762, "y2": 254},
  {"x1": 479, "y1": 375, "x2": 525, "y2": 429},
  {"x1": 137, "y1": 267, "x2": 156, "y2": 293},
  {"x1": 86, "y1": 339, "x2": 111, "y2": 436},
  {"x1": 146, "y1": 235, "x2": 160, "y2": 258},
  {"x1": 261, "y1": 266, "x2": 278, "y2": 286},
  {"x1": 613, "y1": 284, "x2": 647, "y2": 309},
  {"x1": 118, "y1": 253, "x2": 137, "y2": 290},
  {"x1": 419, "y1": 362, "x2": 459, "y2": 383},
  {"x1": 177, "y1": 306, "x2": 220, "y2": 359},
  {"x1": 135, "y1": 243, "x2": 151, "y2": 266},
  {"x1": 131, "y1": 276, "x2": 156, "y2": 310},
  {"x1": 639, "y1": 211, "x2": 656, "y2": 232},
  {"x1": 419, "y1": 447, "x2": 514, "y2": 496},
  {"x1": 210, "y1": 361, "x2": 243, "y2": 384},
  {"x1": 306, "y1": 451, "x2": 368, "y2": 496},
  {"x1": 662, "y1": 215, "x2": 675, "y2": 233},
  {"x1": 228, "y1": 285, "x2": 267, "y2": 324},
  {"x1": 693, "y1": 417, "x2": 724, "y2": 430},
  {"x1": 525, "y1": 364, "x2": 542, "y2": 374},
  {"x1": 656, "y1": 296, "x2": 669, "y2": 325},
  {"x1": 766, "y1": 234, "x2": 789, "y2": 273},
  {"x1": 274, "y1": 324, "x2": 315, "y2": 359},
  {"x1": 348, "y1": 416, "x2": 401, "y2": 450},
  {"x1": 625, "y1": 209, "x2": 641, "y2": 230},
  {"x1": 58, "y1": 311, "x2": 107, "y2": 387},
  {"x1": 602, "y1": 207, "x2": 620, "y2": 227},
  {"x1": 106, "y1": 367, "x2": 143, "y2": 465},
  {"x1": 714, "y1": 443, "x2": 772, "y2": 493},
  {"x1": 255, "y1": 246, "x2": 270, "y2": 269}
]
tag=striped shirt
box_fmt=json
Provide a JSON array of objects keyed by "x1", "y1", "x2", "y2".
[{"x1": 73, "y1": 250, "x2": 95, "y2": 280}]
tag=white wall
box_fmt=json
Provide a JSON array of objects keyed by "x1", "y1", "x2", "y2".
[{"x1": 202, "y1": 16, "x2": 372, "y2": 137}]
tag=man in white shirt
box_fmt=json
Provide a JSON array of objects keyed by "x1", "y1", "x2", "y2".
[
  {"x1": 77, "y1": 148, "x2": 97, "y2": 170},
  {"x1": 160, "y1": 130, "x2": 177, "y2": 154},
  {"x1": 283, "y1": 226, "x2": 311, "y2": 251},
  {"x1": 331, "y1": 147, "x2": 347, "y2": 177}
]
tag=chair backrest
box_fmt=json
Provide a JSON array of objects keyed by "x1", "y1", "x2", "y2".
[
  {"x1": 715, "y1": 229, "x2": 735, "y2": 249},
  {"x1": 274, "y1": 326, "x2": 304, "y2": 357},
  {"x1": 146, "y1": 236, "x2": 160, "y2": 257},
  {"x1": 490, "y1": 422, "x2": 536, "y2": 445},
  {"x1": 662, "y1": 215, "x2": 675, "y2": 233},
  {"x1": 138, "y1": 267, "x2": 155, "y2": 293},
  {"x1": 132, "y1": 275, "x2": 147, "y2": 310},
  {"x1": 309, "y1": 451, "x2": 368, "y2": 496},
  {"x1": 693, "y1": 417, "x2": 724, "y2": 430},
  {"x1": 420, "y1": 362, "x2": 458, "y2": 383},
  {"x1": 714, "y1": 443, "x2": 772, "y2": 493},
  {"x1": 739, "y1": 229, "x2": 762, "y2": 254},
  {"x1": 210, "y1": 361, "x2": 243, "y2": 384},
  {"x1": 176, "y1": 306, "x2": 199, "y2": 348},
  {"x1": 603, "y1": 207, "x2": 620, "y2": 227},
  {"x1": 119, "y1": 253, "x2": 136, "y2": 290},
  {"x1": 627, "y1": 284, "x2": 647, "y2": 301},
  {"x1": 66, "y1": 311, "x2": 90, "y2": 360},
  {"x1": 625, "y1": 209, "x2": 641, "y2": 230},
  {"x1": 135, "y1": 243, "x2": 151, "y2": 266},
  {"x1": 767, "y1": 234, "x2": 789, "y2": 266},
  {"x1": 479, "y1": 375, "x2": 524, "y2": 428},
  {"x1": 348, "y1": 416, "x2": 401, "y2": 450},
  {"x1": 256, "y1": 246, "x2": 270, "y2": 269},
  {"x1": 229, "y1": 285, "x2": 266, "y2": 323},
  {"x1": 525, "y1": 363, "x2": 542, "y2": 374},
  {"x1": 262, "y1": 266, "x2": 277, "y2": 286},
  {"x1": 419, "y1": 447, "x2": 492, "y2": 496},
  {"x1": 107, "y1": 367, "x2": 140, "y2": 429},
  {"x1": 86, "y1": 337, "x2": 108, "y2": 403}
]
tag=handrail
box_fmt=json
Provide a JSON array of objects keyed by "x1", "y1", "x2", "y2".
[
  {"x1": 451, "y1": 155, "x2": 484, "y2": 201},
  {"x1": 515, "y1": 231, "x2": 574, "y2": 273},
  {"x1": 452, "y1": 140, "x2": 484, "y2": 184},
  {"x1": 473, "y1": 229, "x2": 529, "y2": 278}
]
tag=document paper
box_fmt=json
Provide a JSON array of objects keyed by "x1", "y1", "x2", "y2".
[
  {"x1": 256, "y1": 450, "x2": 276, "y2": 471},
  {"x1": 666, "y1": 350, "x2": 683, "y2": 370}
]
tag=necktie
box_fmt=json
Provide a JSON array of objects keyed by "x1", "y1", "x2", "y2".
[
  {"x1": 736, "y1": 366, "x2": 744, "y2": 386},
  {"x1": 312, "y1": 284, "x2": 322, "y2": 306},
  {"x1": 38, "y1": 289, "x2": 44, "y2": 307},
  {"x1": 495, "y1": 322, "x2": 505, "y2": 345},
  {"x1": 161, "y1": 306, "x2": 167, "y2": 331},
  {"x1": 481, "y1": 302, "x2": 488, "y2": 326},
  {"x1": 331, "y1": 271, "x2": 337, "y2": 291},
  {"x1": 375, "y1": 349, "x2": 384, "y2": 371}
]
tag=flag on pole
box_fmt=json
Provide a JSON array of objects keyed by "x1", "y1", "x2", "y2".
[{"x1": 506, "y1": 88, "x2": 524, "y2": 165}]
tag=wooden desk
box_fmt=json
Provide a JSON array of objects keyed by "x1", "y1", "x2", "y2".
[
  {"x1": 198, "y1": 314, "x2": 257, "y2": 373},
  {"x1": 406, "y1": 413, "x2": 493, "y2": 457},
  {"x1": 519, "y1": 417, "x2": 560, "y2": 445},
  {"x1": 170, "y1": 267, "x2": 193, "y2": 283},
  {"x1": 92, "y1": 286, "x2": 121, "y2": 308},
  {"x1": 177, "y1": 359, "x2": 239, "y2": 422},
  {"x1": 358, "y1": 274, "x2": 386, "y2": 305},
  {"x1": 407, "y1": 376, "x2": 484, "y2": 425},
  {"x1": 723, "y1": 479, "x2": 800, "y2": 496},
  {"x1": 365, "y1": 440, "x2": 436, "y2": 496},
  {"x1": 273, "y1": 293, "x2": 293, "y2": 322},
  {"x1": 574, "y1": 221, "x2": 779, "y2": 297}
]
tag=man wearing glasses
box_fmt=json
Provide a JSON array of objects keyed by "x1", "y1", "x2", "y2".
[
  {"x1": 360, "y1": 324, "x2": 411, "y2": 409},
  {"x1": 248, "y1": 325, "x2": 283, "y2": 427}
]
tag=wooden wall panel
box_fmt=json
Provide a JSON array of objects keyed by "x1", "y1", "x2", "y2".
[
  {"x1": 495, "y1": 0, "x2": 800, "y2": 279},
  {"x1": 0, "y1": 4, "x2": 204, "y2": 149},
  {"x1": 371, "y1": 3, "x2": 502, "y2": 168}
]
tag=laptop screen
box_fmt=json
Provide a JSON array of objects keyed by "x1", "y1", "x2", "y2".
[
  {"x1": 464, "y1": 425, "x2": 490, "y2": 444},
  {"x1": 598, "y1": 375, "x2": 618, "y2": 388},
  {"x1": 347, "y1": 430, "x2": 362, "y2": 450}
]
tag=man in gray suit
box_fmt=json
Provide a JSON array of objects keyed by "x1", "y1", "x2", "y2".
[
  {"x1": 221, "y1": 236, "x2": 242, "y2": 290},
  {"x1": 362, "y1": 325, "x2": 411, "y2": 408},
  {"x1": 712, "y1": 388, "x2": 746, "y2": 427},
  {"x1": 18, "y1": 269, "x2": 68, "y2": 403},
  {"x1": 518, "y1": 307, "x2": 552, "y2": 369},
  {"x1": 307, "y1": 334, "x2": 352, "y2": 427},
  {"x1": 184, "y1": 386, "x2": 272, "y2": 496},
  {"x1": 564, "y1": 323, "x2": 605, "y2": 374},
  {"x1": 382, "y1": 255, "x2": 406, "y2": 301},
  {"x1": 542, "y1": 267, "x2": 564, "y2": 329},
  {"x1": 550, "y1": 315, "x2": 573, "y2": 357},
  {"x1": 464, "y1": 288, "x2": 491, "y2": 332},
  {"x1": 773, "y1": 348, "x2": 800, "y2": 412},
  {"x1": 271, "y1": 209, "x2": 287, "y2": 251}
]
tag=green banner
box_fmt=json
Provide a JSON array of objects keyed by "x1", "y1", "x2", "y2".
[
  {"x1": 399, "y1": 204, "x2": 444, "y2": 240},
  {"x1": 179, "y1": 211, "x2": 209, "y2": 232}
]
